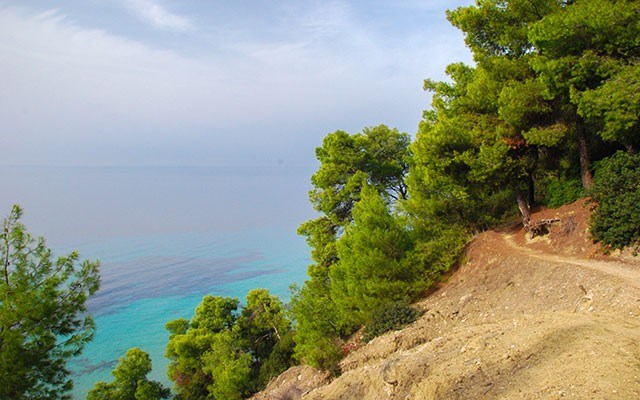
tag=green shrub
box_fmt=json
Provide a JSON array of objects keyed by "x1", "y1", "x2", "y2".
[
  {"x1": 258, "y1": 332, "x2": 295, "y2": 387},
  {"x1": 296, "y1": 336, "x2": 344, "y2": 375},
  {"x1": 362, "y1": 302, "x2": 422, "y2": 342},
  {"x1": 590, "y1": 151, "x2": 640, "y2": 253},
  {"x1": 289, "y1": 283, "x2": 346, "y2": 373},
  {"x1": 544, "y1": 176, "x2": 585, "y2": 208}
]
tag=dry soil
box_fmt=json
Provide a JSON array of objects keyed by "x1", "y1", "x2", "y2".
[{"x1": 253, "y1": 199, "x2": 640, "y2": 399}]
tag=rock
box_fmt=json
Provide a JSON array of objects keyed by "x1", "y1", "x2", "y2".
[
  {"x1": 380, "y1": 359, "x2": 399, "y2": 386},
  {"x1": 459, "y1": 294, "x2": 474, "y2": 307}
]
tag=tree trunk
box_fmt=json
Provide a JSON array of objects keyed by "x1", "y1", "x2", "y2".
[
  {"x1": 528, "y1": 171, "x2": 535, "y2": 209},
  {"x1": 515, "y1": 188, "x2": 531, "y2": 231},
  {"x1": 576, "y1": 118, "x2": 593, "y2": 190},
  {"x1": 527, "y1": 146, "x2": 538, "y2": 208}
]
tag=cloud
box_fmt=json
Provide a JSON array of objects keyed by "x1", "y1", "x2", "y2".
[
  {"x1": 296, "y1": 1, "x2": 352, "y2": 38},
  {"x1": 0, "y1": 3, "x2": 472, "y2": 166},
  {"x1": 123, "y1": 0, "x2": 192, "y2": 31},
  {"x1": 0, "y1": 7, "x2": 217, "y2": 161}
]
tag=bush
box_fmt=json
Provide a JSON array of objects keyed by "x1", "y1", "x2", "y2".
[
  {"x1": 289, "y1": 283, "x2": 346, "y2": 373},
  {"x1": 296, "y1": 335, "x2": 344, "y2": 375},
  {"x1": 590, "y1": 151, "x2": 640, "y2": 253},
  {"x1": 362, "y1": 302, "x2": 422, "y2": 342},
  {"x1": 544, "y1": 176, "x2": 585, "y2": 208},
  {"x1": 410, "y1": 223, "x2": 469, "y2": 282}
]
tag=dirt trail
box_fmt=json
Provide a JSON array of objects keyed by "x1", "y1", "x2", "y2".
[
  {"x1": 253, "y1": 200, "x2": 640, "y2": 399},
  {"x1": 503, "y1": 233, "x2": 640, "y2": 289}
]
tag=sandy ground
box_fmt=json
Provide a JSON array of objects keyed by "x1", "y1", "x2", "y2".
[{"x1": 253, "y1": 199, "x2": 640, "y2": 399}]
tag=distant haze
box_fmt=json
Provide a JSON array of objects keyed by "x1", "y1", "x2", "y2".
[
  {"x1": 0, "y1": 165, "x2": 316, "y2": 245},
  {"x1": 1, "y1": 1, "x2": 473, "y2": 167}
]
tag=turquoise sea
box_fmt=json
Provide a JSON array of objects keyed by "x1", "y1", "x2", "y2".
[{"x1": 0, "y1": 165, "x2": 315, "y2": 399}]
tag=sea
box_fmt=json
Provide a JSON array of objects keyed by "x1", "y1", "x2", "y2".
[{"x1": 0, "y1": 165, "x2": 316, "y2": 399}]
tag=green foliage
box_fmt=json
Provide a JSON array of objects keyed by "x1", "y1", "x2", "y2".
[
  {"x1": 523, "y1": 123, "x2": 569, "y2": 148},
  {"x1": 134, "y1": 381, "x2": 172, "y2": 400},
  {"x1": 529, "y1": 0, "x2": 640, "y2": 148},
  {"x1": 330, "y1": 186, "x2": 424, "y2": 327},
  {"x1": 298, "y1": 337, "x2": 344, "y2": 375},
  {"x1": 578, "y1": 64, "x2": 640, "y2": 148},
  {"x1": 165, "y1": 296, "x2": 239, "y2": 399},
  {"x1": 233, "y1": 288, "x2": 292, "y2": 387},
  {"x1": 190, "y1": 295, "x2": 239, "y2": 332},
  {"x1": 309, "y1": 125, "x2": 410, "y2": 226},
  {"x1": 166, "y1": 318, "x2": 189, "y2": 337},
  {"x1": 448, "y1": 0, "x2": 556, "y2": 60},
  {"x1": 292, "y1": 124, "x2": 469, "y2": 369},
  {"x1": 291, "y1": 217, "x2": 342, "y2": 369},
  {"x1": 590, "y1": 151, "x2": 640, "y2": 253},
  {"x1": 257, "y1": 331, "x2": 295, "y2": 386},
  {"x1": 297, "y1": 217, "x2": 338, "y2": 277},
  {"x1": 498, "y1": 79, "x2": 551, "y2": 132},
  {"x1": 87, "y1": 348, "x2": 170, "y2": 400},
  {"x1": 362, "y1": 302, "x2": 422, "y2": 343},
  {"x1": 165, "y1": 290, "x2": 294, "y2": 399},
  {"x1": 289, "y1": 283, "x2": 343, "y2": 371},
  {"x1": 418, "y1": 0, "x2": 640, "y2": 228},
  {"x1": 529, "y1": 0, "x2": 639, "y2": 64},
  {"x1": 292, "y1": 124, "x2": 414, "y2": 371},
  {"x1": 408, "y1": 57, "x2": 539, "y2": 230},
  {"x1": 544, "y1": 176, "x2": 585, "y2": 208},
  {"x1": 0, "y1": 205, "x2": 100, "y2": 400},
  {"x1": 202, "y1": 331, "x2": 253, "y2": 400},
  {"x1": 409, "y1": 222, "x2": 470, "y2": 283}
]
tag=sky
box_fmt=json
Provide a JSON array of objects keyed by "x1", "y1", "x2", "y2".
[{"x1": 0, "y1": 0, "x2": 474, "y2": 167}]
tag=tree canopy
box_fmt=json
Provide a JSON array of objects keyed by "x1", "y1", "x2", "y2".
[
  {"x1": 165, "y1": 290, "x2": 294, "y2": 399},
  {"x1": 407, "y1": 0, "x2": 639, "y2": 231},
  {"x1": 0, "y1": 206, "x2": 100, "y2": 400},
  {"x1": 309, "y1": 124, "x2": 411, "y2": 227},
  {"x1": 330, "y1": 185, "x2": 423, "y2": 326},
  {"x1": 87, "y1": 348, "x2": 170, "y2": 400},
  {"x1": 291, "y1": 125, "x2": 421, "y2": 369}
]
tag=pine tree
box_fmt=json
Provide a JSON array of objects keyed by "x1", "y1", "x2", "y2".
[{"x1": 0, "y1": 205, "x2": 100, "y2": 400}]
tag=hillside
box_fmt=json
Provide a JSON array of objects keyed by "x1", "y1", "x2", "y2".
[{"x1": 253, "y1": 199, "x2": 640, "y2": 399}]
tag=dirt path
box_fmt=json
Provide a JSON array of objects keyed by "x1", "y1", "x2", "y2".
[{"x1": 503, "y1": 233, "x2": 640, "y2": 289}]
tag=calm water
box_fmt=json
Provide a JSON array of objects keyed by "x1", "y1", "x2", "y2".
[{"x1": 0, "y1": 165, "x2": 315, "y2": 399}]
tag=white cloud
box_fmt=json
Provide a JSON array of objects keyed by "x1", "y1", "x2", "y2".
[
  {"x1": 0, "y1": 3, "x2": 473, "y2": 166},
  {"x1": 297, "y1": 1, "x2": 352, "y2": 38},
  {"x1": 0, "y1": 7, "x2": 222, "y2": 159},
  {"x1": 123, "y1": 0, "x2": 192, "y2": 31}
]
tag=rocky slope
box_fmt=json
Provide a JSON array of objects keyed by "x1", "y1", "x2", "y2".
[{"x1": 254, "y1": 199, "x2": 640, "y2": 399}]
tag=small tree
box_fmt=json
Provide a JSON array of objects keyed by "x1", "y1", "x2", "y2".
[
  {"x1": 87, "y1": 348, "x2": 170, "y2": 400},
  {"x1": 165, "y1": 296, "x2": 239, "y2": 399},
  {"x1": 232, "y1": 289, "x2": 293, "y2": 387},
  {"x1": 330, "y1": 186, "x2": 423, "y2": 327},
  {"x1": 165, "y1": 291, "x2": 294, "y2": 399},
  {"x1": 292, "y1": 125, "x2": 412, "y2": 369},
  {"x1": 0, "y1": 205, "x2": 100, "y2": 400},
  {"x1": 362, "y1": 302, "x2": 422, "y2": 342}
]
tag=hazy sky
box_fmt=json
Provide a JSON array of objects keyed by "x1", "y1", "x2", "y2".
[{"x1": 1, "y1": 1, "x2": 473, "y2": 167}]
